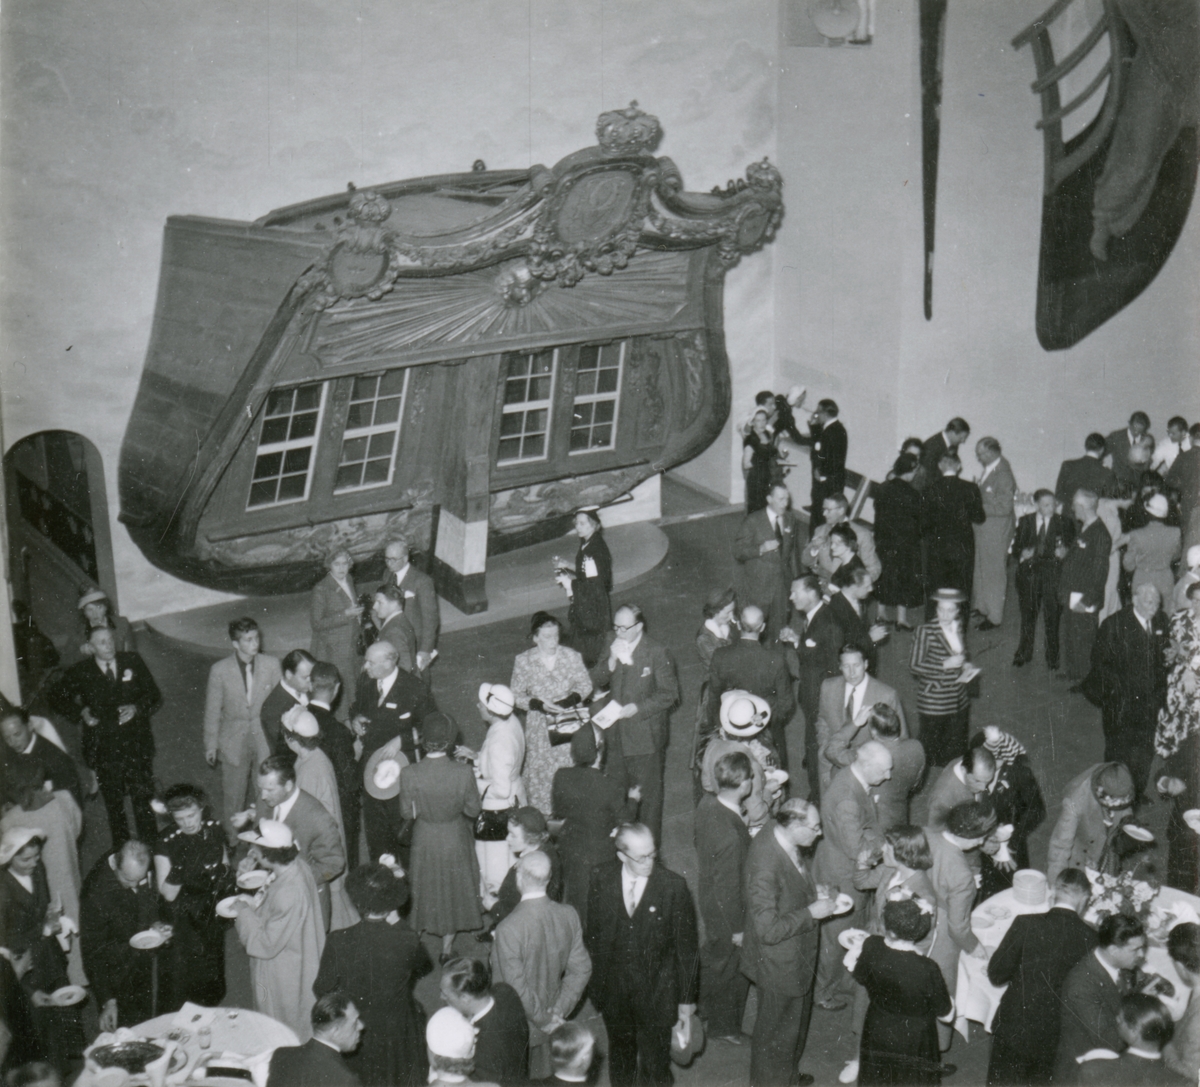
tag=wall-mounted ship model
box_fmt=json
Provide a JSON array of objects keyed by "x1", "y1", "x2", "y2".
[{"x1": 118, "y1": 104, "x2": 783, "y2": 612}]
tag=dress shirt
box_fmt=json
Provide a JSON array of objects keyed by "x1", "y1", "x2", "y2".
[
  {"x1": 844, "y1": 676, "x2": 869, "y2": 718},
  {"x1": 1134, "y1": 610, "x2": 1150, "y2": 633},
  {"x1": 622, "y1": 869, "x2": 648, "y2": 915},
  {"x1": 274, "y1": 787, "x2": 301, "y2": 823},
  {"x1": 1094, "y1": 948, "x2": 1123, "y2": 986},
  {"x1": 766, "y1": 509, "x2": 781, "y2": 533},
  {"x1": 10, "y1": 872, "x2": 33, "y2": 894},
  {"x1": 611, "y1": 633, "x2": 643, "y2": 668},
  {"x1": 939, "y1": 621, "x2": 964, "y2": 655},
  {"x1": 97, "y1": 659, "x2": 117, "y2": 680},
  {"x1": 392, "y1": 563, "x2": 410, "y2": 586},
  {"x1": 520, "y1": 890, "x2": 548, "y2": 902},
  {"x1": 281, "y1": 680, "x2": 308, "y2": 705},
  {"x1": 377, "y1": 669, "x2": 398, "y2": 703},
  {"x1": 773, "y1": 824, "x2": 805, "y2": 873},
  {"x1": 978, "y1": 460, "x2": 998, "y2": 486},
  {"x1": 315, "y1": 1037, "x2": 342, "y2": 1054}
]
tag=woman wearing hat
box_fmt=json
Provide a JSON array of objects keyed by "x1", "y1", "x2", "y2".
[
  {"x1": 315, "y1": 863, "x2": 430, "y2": 1087},
  {"x1": 909, "y1": 589, "x2": 975, "y2": 768},
  {"x1": 554, "y1": 509, "x2": 612, "y2": 668},
  {"x1": 699, "y1": 691, "x2": 783, "y2": 830},
  {"x1": 152, "y1": 784, "x2": 234, "y2": 1007},
  {"x1": 309, "y1": 547, "x2": 364, "y2": 716},
  {"x1": 509, "y1": 612, "x2": 592, "y2": 816},
  {"x1": 1122, "y1": 492, "x2": 1183, "y2": 607},
  {"x1": 425, "y1": 1005, "x2": 500, "y2": 1087},
  {"x1": 75, "y1": 588, "x2": 132, "y2": 662},
  {"x1": 398, "y1": 712, "x2": 482, "y2": 962},
  {"x1": 233, "y1": 819, "x2": 325, "y2": 1041}
]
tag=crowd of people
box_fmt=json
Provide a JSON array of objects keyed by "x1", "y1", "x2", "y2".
[{"x1": 0, "y1": 395, "x2": 1198, "y2": 1087}]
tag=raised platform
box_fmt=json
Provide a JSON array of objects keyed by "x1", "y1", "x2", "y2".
[{"x1": 143, "y1": 521, "x2": 670, "y2": 657}]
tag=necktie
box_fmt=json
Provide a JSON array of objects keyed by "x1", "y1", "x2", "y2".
[
  {"x1": 844, "y1": 690, "x2": 856, "y2": 728},
  {"x1": 106, "y1": 662, "x2": 116, "y2": 681},
  {"x1": 774, "y1": 517, "x2": 784, "y2": 546},
  {"x1": 1118, "y1": 968, "x2": 1137, "y2": 995},
  {"x1": 626, "y1": 879, "x2": 638, "y2": 917},
  {"x1": 1037, "y1": 519, "x2": 1046, "y2": 552},
  {"x1": 377, "y1": 679, "x2": 386, "y2": 707}
]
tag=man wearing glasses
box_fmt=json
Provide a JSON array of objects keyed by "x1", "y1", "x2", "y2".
[{"x1": 590, "y1": 605, "x2": 680, "y2": 844}]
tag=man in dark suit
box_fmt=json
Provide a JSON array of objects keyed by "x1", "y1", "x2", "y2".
[
  {"x1": 260, "y1": 648, "x2": 315, "y2": 755},
  {"x1": 793, "y1": 399, "x2": 847, "y2": 527},
  {"x1": 590, "y1": 607, "x2": 679, "y2": 844},
  {"x1": 694, "y1": 752, "x2": 753, "y2": 1043},
  {"x1": 741, "y1": 800, "x2": 839, "y2": 1087},
  {"x1": 1013, "y1": 489, "x2": 1074, "y2": 669},
  {"x1": 1055, "y1": 433, "x2": 1118, "y2": 508},
  {"x1": 1083, "y1": 583, "x2": 1169, "y2": 799},
  {"x1": 708, "y1": 604, "x2": 798, "y2": 770},
  {"x1": 308, "y1": 663, "x2": 361, "y2": 868},
  {"x1": 439, "y1": 956, "x2": 529, "y2": 1085},
  {"x1": 1077, "y1": 994, "x2": 1192, "y2": 1086},
  {"x1": 50, "y1": 626, "x2": 162, "y2": 842},
  {"x1": 1055, "y1": 913, "x2": 1149, "y2": 1083},
  {"x1": 384, "y1": 536, "x2": 440, "y2": 672},
  {"x1": 779, "y1": 575, "x2": 845, "y2": 803},
  {"x1": 350, "y1": 639, "x2": 435, "y2": 860},
  {"x1": 733, "y1": 483, "x2": 804, "y2": 642},
  {"x1": 0, "y1": 708, "x2": 82, "y2": 808},
  {"x1": 1166, "y1": 427, "x2": 1200, "y2": 554},
  {"x1": 1106, "y1": 410, "x2": 1153, "y2": 493},
  {"x1": 827, "y1": 565, "x2": 889, "y2": 675},
  {"x1": 369, "y1": 583, "x2": 419, "y2": 677},
  {"x1": 267, "y1": 990, "x2": 364, "y2": 1087},
  {"x1": 921, "y1": 452, "x2": 985, "y2": 601},
  {"x1": 585, "y1": 822, "x2": 699, "y2": 1087},
  {"x1": 986, "y1": 867, "x2": 1098, "y2": 1085},
  {"x1": 1059, "y1": 488, "x2": 1113, "y2": 681},
  {"x1": 918, "y1": 417, "x2": 971, "y2": 492}
]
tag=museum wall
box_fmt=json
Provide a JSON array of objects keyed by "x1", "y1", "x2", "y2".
[{"x1": 0, "y1": 0, "x2": 778, "y2": 620}]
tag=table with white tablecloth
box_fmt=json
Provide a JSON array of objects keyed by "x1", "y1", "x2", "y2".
[{"x1": 954, "y1": 884, "x2": 1200, "y2": 1040}]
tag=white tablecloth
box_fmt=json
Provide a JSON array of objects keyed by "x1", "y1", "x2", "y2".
[{"x1": 954, "y1": 885, "x2": 1199, "y2": 1040}]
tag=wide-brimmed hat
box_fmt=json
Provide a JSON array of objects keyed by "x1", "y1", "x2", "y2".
[
  {"x1": 929, "y1": 588, "x2": 967, "y2": 603},
  {"x1": 719, "y1": 690, "x2": 771, "y2": 737},
  {"x1": 426, "y1": 1006, "x2": 476, "y2": 1060},
  {"x1": 421, "y1": 711, "x2": 458, "y2": 751},
  {"x1": 364, "y1": 737, "x2": 409, "y2": 800},
  {"x1": 237, "y1": 818, "x2": 294, "y2": 849},
  {"x1": 0, "y1": 827, "x2": 46, "y2": 866},
  {"x1": 77, "y1": 588, "x2": 108, "y2": 610},
  {"x1": 670, "y1": 1011, "x2": 706, "y2": 1066},
  {"x1": 479, "y1": 683, "x2": 515, "y2": 717}
]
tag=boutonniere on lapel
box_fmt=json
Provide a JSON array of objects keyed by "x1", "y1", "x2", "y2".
[
  {"x1": 1077, "y1": 539, "x2": 1087, "y2": 549},
  {"x1": 122, "y1": 669, "x2": 134, "y2": 683},
  {"x1": 404, "y1": 590, "x2": 416, "y2": 599},
  {"x1": 649, "y1": 905, "x2": 657, "y2": 913}
]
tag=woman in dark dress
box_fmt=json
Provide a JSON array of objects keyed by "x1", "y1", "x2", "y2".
[
  {"x1": 853, "y1": 896, "x2": 951, "y2": 1086},
  {"x1": 875, "y1": 453, "x2": 924, "y2": 630},
  {"x1": 550, "y1": 727, "x2": 638, "y2": 929},
  {"x1": 315, "y1": 863, "x2": 432, "y2": 1087},
  {"x1": 556, "y1": 510, "x2": 613, "y2": 668},
  {"x1": 742, "y1": 410, "x2": 780, "y2": 514},
  {"x1": 153, "y1": 784, "x2": 234, "y2": 1007}
]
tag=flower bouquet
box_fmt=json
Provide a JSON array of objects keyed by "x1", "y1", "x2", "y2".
[{"x1": 1083, "y1": 867, "x2": 1159, "y2": 927}]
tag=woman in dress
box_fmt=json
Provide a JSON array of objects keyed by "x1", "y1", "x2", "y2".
[
  {"x1": 309, "y1": 547, "x2": 363, "y2": 717},
  {"x1": 875, "y1": 453, "x2": 924, "y2": 631},
  {"x1": 909, "y1": 588, "x2": 973, "y2": 768},
  {"x1": 557, "y1": 510, "x2": 612, "y2": 668},
  {"x1": 153, "y1": 784, "x2": 234, "y2": 1007},
  {"x1": 509, "y1": 613, "x2": 592, "y2": 816},
  {"x1": 742, "y1": 409, "x2": 780, "y2": 514},
  {"x1": 551, "y1": 727, "x2": 638, "y2": 929},
  {"x1": 854, "y1": 896, "x2": 951, "y2": 1086},
  {"x1": 398, "y1": 713, "x2": 482, "y2": 962},
  {"x1": 315, "y1": 863, "x2": 432, "y2": 1087}
]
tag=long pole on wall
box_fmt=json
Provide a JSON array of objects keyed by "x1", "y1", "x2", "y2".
[{"x1": 0, "y1": 404, "x2": 21, "y2": 703}]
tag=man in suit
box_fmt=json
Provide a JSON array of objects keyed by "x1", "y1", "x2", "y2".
[
  {"x1": 242, "y1": 755, "x2": 346, "y2": 931},
  {"x1": 921, "y1": 452, "x2": 986, "y2": 601},
  {"x1": 708, "y1": 604, "x2": 798, "y2": 770},
  {"x1": 733, "y1": 483, "x2": 804, "y2": 641},
  {"x1": 267, "y1": 990, "x2": 364, "y2": 1087},
  {"x1": 491, "y1": 851, "x2": 591, "y2": 1080},
  {"x1": 349, "y1": 639, "x2": 435, "y2": 860},
  {"x1": 1013, "y1": 488, "x2": 1073, "y2": 668},
  {"x1": 308, "y1": 663, "x2": 361, "y2": 868},
  {"x1": 1078, "y1": 994, "x2": 1192, "y2": 1086},
  {"x1": 694, "y1": 751, "x2": 753, "y2": 1043},
  {"x1": 1059, "y1": 488, "x2": 1113, "y2": 681},
  {"x1": 1165, "y1": 923, "x2": 1200, "y2": 1080},
  {"x1": 590, "y1": 606, "x2": 679, "y2": 844},
  {"x1": 584, "y1": 823, "x2": 699, "y2": 1087},
  {"x1": 802, "y1": 492, "x2": 882, "y2": 582},
  {"x1": 260, "y1": 648, "x2": 315, "y2": 755},
  {"x1": 927, "y1": 746, "x2": 997, "y2": 830},
  {"x1": 779, "y1": 574, "x2": 845, "y2": 803},
  {"x1": 1047, "y1": 762, "x2": 1136, "y2": 882},
  {"x1": 1055, "y1": 913, "x2": 1149, "y2": 1082},
  {"x1": 918, "y1": 417, "x2": 971, "y2": 493},
  {"x1": 827, "y1": 565, "x2": 889, "y2": 674},
  {"x1": 741, "y1": 800, "x2": 838, "y2": 1087},
  {"x1": 1106, "y1": 410, "x2": 1153, "y2": 492},
  {"x1": 971, "y1": 437, "x2": 1017, "y2": 630},
  {"x1": 384, "y1": 536, "x2": 439, "y2": 672},
  {"x1": 986, "y1": 868, "x2": 1099, "y2": 1086},
  {"x1": 0, "y1": 708, "x2": 82, "y2": 808},
  {"x1": 824, "y1": 702, "x2": 923, "y2": 830},
  {"x1": 369, "y1": 583, "x2": 418, "y2": 677},
  {"x1": 50, "y1": 625, "x2": 162, "y2": 843},
  {"x1": 793, "y1": 398, "x2": 847, "y2": 527},
  {"x1": 439, "y1": 956, "x2": 529, "y2": 1085},
  {"x1": 1166, "y1": 425, "x2": 1200, "y2": 553},
  {"x1": 1083, "y1": 583, "x2": 1169, "y2": 798},
  {"x1": 813, "y1": 742, "x2": 890, "y2": 1010},
  {"x1": 1055, "y1": 432, "x2": 1118, "y2": 508},
  {"x1": 200, "y1": 617, "x2": 282, "y2": 833}
]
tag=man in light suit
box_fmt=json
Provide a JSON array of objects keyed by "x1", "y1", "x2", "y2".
[
  {"x1": 384, "y1": 537, "x2": 439, "y2": 672},
  {"x1": 202, "y1": 618, "x2": 282, "y2": 833},
  {"x1": 590, "y1": 606, "x2": 679, "y2": 844},
  {"x1": 260, "y1": 648, "x2": 314, "y2": 756},
  {"x1": 733, "y1": 484, "x2": 803, "y2": 642},
  {"x1": 584, "y1": 823, "x2": 699, "y2": 1087},
  {"x1": 1055, "y1": 432, "x2": 1118, "y2": 508},
  {"x1": 369, "y1": 583, "x2": 418, "y2": 677},
  {"x1": 741, "y1": 800, "x2": 838, "y2": 1087},
  {"x1": 267, "y1": 990, "x2": 363, "y2": 1087},
  {"x1": 823, "y1": 702, "x2": 924, "y2": 830},
  {"x1": 813, "y1": 742, "x2": 890, "y2": 1010},
  {"x1": 1047, "y1": 762, "x2": 1136, "y2": 882},
  {"x1": 972, "y1": 437, "x2": 1017, "y2": 630},
  {"x1": 491, "y1": 851, "x2": 591, "y2": 1080}
]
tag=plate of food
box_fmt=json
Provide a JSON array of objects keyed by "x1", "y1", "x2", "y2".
[
  {"x1": 129, "y1": 928, "x2": 166, "y2": 950},
  {"x1": 49, "y1": 985, "x2": 87, "y2": 1006},
  {"x1": 832, "y1": 892, "x2": 855, "y2": 915},
  {"x1": 1123, "y1": 824, "x2": 1155, "y2": 842},
  {"x1": 237, "y1": 869, "x2": 269, "y2": 891},
  {"x1": 88, "y1": 1040, "x2": 167, "y2": 1074},
  {"x1": 216, "y1": 894, "x2": 253, "y2": 918}
]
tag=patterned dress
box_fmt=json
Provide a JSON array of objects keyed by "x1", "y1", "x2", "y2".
[
  {"x1": 509, "y1": 646, "x2": 593, "y2": 814},
  {"x1": 1157, "y1": 607, "x2": 1200, "y2": 757}
]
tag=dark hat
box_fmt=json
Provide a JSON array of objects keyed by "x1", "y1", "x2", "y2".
[
  {"x1": 945, "y1": 797, "x2": 997, "y2": 840},
  {"x1": 345, "y1": 862, "x2": 410, "y2": 915},
  {"x1": 570, "y1": 726, "x2": 598, "y2": 765},
  {"x1": 1093, "y1": 763, "x2": 1135, "y2": 808},
  {"x1": 510, "y1": 806, "x2": 548, "y2": 838},
  {"x1": 670, "y1": 1011, "x2": 705, "y2": 1066},
  {"x1": 421, "y1": 711, "x2": 458, "y2": 751}
]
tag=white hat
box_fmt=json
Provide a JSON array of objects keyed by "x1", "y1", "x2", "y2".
[
  {"x1": 77, "y1": 588, "x2": 108, "y2": 610},
  {"x1": 237, "y1": 819, "x2": 294, "y2": 849},
  {"x1": 0, "y1": 827, "x2": 47, "y2": 867},
  {"x1": 426, "y1": 1006, "x2": 477, "y2": 1060},
  {"x1": 718, "y1": 690, "x2": 771, "y2": 737},
  {"x1": 1188, "y1": 544, "x2": 1200, "y2": 569},
  {"x1": 282, "y1": 705, "x2": 320, "y2": 738},
  {"x1": 479, "y1": 683, "x2": 516, "y2": 717},
  {"x1": 786, "y1": 385, "x2": 806, "y2": 406},
  {"x1": 1145, "y1": 493, "x2": 1169, "y2": 519}
]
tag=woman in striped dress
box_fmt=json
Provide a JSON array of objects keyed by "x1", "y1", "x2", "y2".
[{"x1": 909, "y1": 589, "x2": 973, "y2": 768}]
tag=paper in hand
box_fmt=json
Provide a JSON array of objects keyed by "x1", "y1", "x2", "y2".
[{"x1": 590, "y1": 701, "x2": 625, "y2": 730}]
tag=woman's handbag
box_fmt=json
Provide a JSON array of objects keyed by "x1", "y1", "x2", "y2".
[
  {"x1": 474, "y1": 796, "x2": 517, "y2": 841},
  {"x1": 546, "y1": 708, "x2": 590, "y2": 746}
]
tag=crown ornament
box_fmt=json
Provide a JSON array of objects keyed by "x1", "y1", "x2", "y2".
[{"x1": 596, "y1": 101, "x2": 663, "y2": 158}]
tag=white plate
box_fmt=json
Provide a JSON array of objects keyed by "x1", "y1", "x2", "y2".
[
  {"x1": 216, "y1": 894, "x2": 252, "y2": 918},
  {"x1": 832, "y1": 892, "x2": 855, "y2": 915},
  {"x1": 987, "y1": 905, "x2": 1011, "y2": 920},
  {"x1": 1123, "y1": 824, "x2": 1155, "y2": 842},
  {"x1": 237, "y1": 869, "x2": 269, "y2": 890},
  {"x1": 974, "y1": 913, "x2": 994, "y2": 928},
  {"x1": 1183, "y1": 809, "x2": 1200, "y2": 834},
  {"x1": 49, "y1": 984, "x2": 87, "y2": 1006},
  {"x1": 837, "y1": 927, "x2": 869, "y2": 950},
  {"x1": 129, "y1": 929, "x2": 166, "y2": 950}
]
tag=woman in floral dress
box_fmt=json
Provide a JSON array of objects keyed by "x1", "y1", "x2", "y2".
[{"x1": 510, "y1": 612, "x2": 592, "y2": 815}]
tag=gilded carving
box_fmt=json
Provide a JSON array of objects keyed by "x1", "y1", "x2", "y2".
[
  {"x1": 595, "y1": 102, "x2": 663, "y2": 158},
  {"x1": 629, "y1": 341, "x2": 667, "y2": 446},
  {"x1": 489, "y1": 466, "x2": 651, "y2": 534},
  {"x1": 676, "y1": 330, "x2": 707, "y2": 427}
]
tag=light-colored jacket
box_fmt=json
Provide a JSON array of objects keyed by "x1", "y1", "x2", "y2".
[
  {"x1": 1047, "y1": 764, "x2": 1130, "y2": 883},
  {"x1": 477, "y1": 715, "x2": 527, "y2": 810},
  {"x1": 203, "y1": 653, "x2": 282, "y2": 766}
]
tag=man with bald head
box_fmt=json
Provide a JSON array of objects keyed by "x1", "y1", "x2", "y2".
[
  {"x1": 1059, "y1": 488, "x2": 1112, "y2": 681},
  {"x1": 1083, "y1": 582, "x2": 1169, "y2": 800},
  {"x1": 492, "y1": 851, "x2": 592, "y2": 1079}
]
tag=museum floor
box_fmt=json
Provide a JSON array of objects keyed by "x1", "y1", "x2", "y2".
[{"x1": 76, "y1": 508, "x2": 1171, "y2": 1086}]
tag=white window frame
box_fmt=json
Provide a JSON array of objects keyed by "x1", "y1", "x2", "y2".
[
  {"x1": 569, "y1": 340, "x2": 625, "y2": 455},
  {"x1": 333, "y1": 368, "x2": 409, "y2": 494},
  {"x1": 246, "y1": 381, "x2": 328, "y2": 509},
  {"x1": 497, "y1": 348, "x2": 559, "y2": 465}
]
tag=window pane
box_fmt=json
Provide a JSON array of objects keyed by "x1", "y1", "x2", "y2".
[
  {"x1": 597, "y1": 368, "x2": 619, "y2": 394},
  {"x1": 248, "y1": 480, "x2": 278, "y2": 507},
  {"x1": 529, "y1": 375, "x2": 552, "y2": 401},
  {"x1": 352, "y1": 375, "x2": 379, "y2": 400},
  {"x1": 341, "y1": 436, "x2": 367, "y2": 462},
  {"x1": 294, "y1": 384, "x2": 322, "y2": 412},
  {"x1": 500, "y1": 412, "x2": 524, "y2": 437},
  {"x1": 363, "y1": 459, "x2": 390, "y2": 484},
  {"x1": 576, "y1": 371, "x2": 598, "y2": 397},
  {"x1": 367, "y1": 432, "x2": 395, "y2": 458},
  {"x1": 532, "y1": 351, "x2": 554, "y2": 375},
  {"x1": 335, "y1": 464, "x2": 362, "y2": 491},
  {"x1": 526, "y1": 408, "x2": 547, "y2": 432},
  {"x1": 283, "y1": 447, "x2": 311, "y2": 474},
  {"x1": 346, "y1": 403, "x2": 371, "y2": 430},
  {"x1": 579, "y1": 345, "x2": 600, "y2": 369},
  {"x1": 253, "y1": 452, "x2": 282, "y2": 480},
  {"x1": 277, "y1": 474, "x2": 307, "y2": 501},
  {"x1": 379, "y1": 370, "x2": 406, "y2": 397},
  {"x1": 595, "y1": 400, "x2": 616, "y2": 423},
  {"x1": 569, "y1": 429, "x2": 590, "y2": 452},
  {"x1": 592, "y1": 424, "x2": 612, "y2": 447},
  {"x1": 498, "y1": 437, "x2": 521, "y2": 461},
  {"x1": 503, "y1": 378, "x2": 528, "y2": 405},
  {"x1": 265, "y1": 389, "x2": 293, "y2": 417},
  {"x1": 260, "y1": 417, "x2": 289, "y2": 445},
  {"x1": 373, "y1": 397, "x2": 400, "y2": 426},
  {"x1": 572, "y1": 403, "x2": 594, "y2": 427},
  {"x1": 289, "y1": 412, "x2": 318, "y2": 441},
  {"x1": 522, "y1": 434, "x2": 545, "y2": 459}
]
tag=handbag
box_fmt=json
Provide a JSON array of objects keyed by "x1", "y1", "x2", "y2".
[
  {"x1": 547, "y1": 708, "x2": 589, "y2": 747},
  {"x1": 474, "y1": 794, "x2": 516, "y2": 841}
]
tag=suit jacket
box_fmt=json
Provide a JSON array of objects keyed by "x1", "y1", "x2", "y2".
[
  {"x1": 1055, "y1": 951, "x2": 1126, "y2": 1082},
  {"x1": 1105, "y1": 427, "x2": 1148, "y2": 490},
  {"x1": 926, "y1": 760, "x2": 983, "y2": 830},
  {"x1": 1060, "y1": 518, "x2": 1113, "y2": 609},
  {"x1": 809, "y1": 418, "x2": 847, "y2": 485},
  {"x1": 733, "y1": 509, "x2": 803, "y2": 613},
  {"x1": 814, "y1": 675, "x2": 906, "y2": 790},
  {"x1": 489, "y1": 842, "x2": 564, "y2": 928},
  {"x1": 202, "y1": 653, "x2": 281, "y2": 767},
  {"x1": 987, "y1": 907, "x2": 1099, "y2": 1055},
  {"x1": 827, "y1": 591, "x2": 879, "y2": 674},
  {"x1": 693, "y1": 795, "x2": 751, "y2": 943},
  {"x1": 824, "y1": 726, "x2": 924, "y2": 831},
  {"x1": 393, "y1": 565, "x2": 439, "y2": 656},
  {"x1": 1014, "y1": 510, "x2": 1074, "y2": 591},
  {"x1": 918, "y1": 432, "x2": 952, "y2": 490},
  {"x1": 815, "y1": 766, "x2": 882, "y2": 890},
  {"x1": 349, "y1": 668, "x2": 436, "y2": 763},
  {"x1": 1056, "y1": 455, "x2": 1118, "y2": 507},
  {"x1": 1077, "y1": 1050, "x2": 1190, "y2": 1086},
  {"x1": 584, "y1": 860, "x2": 699, "y2": 1021},
  {"x1": 1083, "y1": 605, "x2": 1169, "y2": 727},
  {"x1": 375, "y1": 611, "x2": 418, "y2": 675},
  {"x1": 1, "y1": 734, "x2": 82, "y2": 808},
  {"x1": 51, "y1": 651, "x2": 162, "y2": 770},
  {"x1": 308, "y1": 704, "x2": 359, "y2": 809},
  {"x1": 473, "y1": 982, "x2": 530, "y2": 1086},
  {"x1": 978, "y1": 457, "x2": 1017, "y2": 521},
  {"x1": 707, "y1": 638, "x2": 796, "y2": 731},
  {"x1": 1047, "y1": 763, "x2": 1131, "y2": 882},
  {"x1": 260, "y1": 788, "x2": 346, "y2": 930},
  {"x1": 925, "y1": 827, "x2": 980, "y2": 973},
  {"x1": 260, "y1": 681, "x2": 307, "y2": 755},
  {"x1": 921, "y1": 474, "x2": 985, "y2": 551},
  {"x1": 590, "y1": 634, "x2": 679, "y2": 759},
  {"x1": 740, "y1": 822, "x2": 821, "y2": 996},
  {"x1": 268, "y1": 1038, "x2": 361, "y2": 1087},
  {"x1": 492, "y1": 895, "x2": 592, "y2": 1046},
  {"x1": 788, "y1": 600, "x2": 845, "y2": 717}
]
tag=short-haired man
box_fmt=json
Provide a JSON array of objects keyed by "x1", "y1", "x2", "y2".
[
  {"x1": 369, "y1": 583, "x2": 418, "y2": 676},
  {"x1": 803, "y1": 493, "x2": 882, "y2": 582},
  {"x1": 827, "y1": 566, "x2": 889, "y2": 674},
  {"x1": 1106, "y1": 411, "x2": 1154, "y2": 492},
  {"x1": 547, "y1": 1022, "x2": 596, "y2": 1085},
  {"x1": 0, "y1": 709, "x2": 82, "y2": 809},
  {"x1": 201, "y1": 618, "x2": 282, "y2": 833},
  {"x1": 1047, "y1": 762, "x2": 1137, "y2": 881},
  {"x1": 824, "y1": 701, "x2": 924, "y2": 830},
  {"x1": 918, "y1": 418, "x2": 971, "y2": 493},
  {"x1": 1153, "y1": 416, "x2": 1192, "y2": 475},
  {"x1": 1164, "y1": 923, "x2": 1200, "y2": 1080},
  {"x1": 972, "y1": 437, "x2": 1017, "y2": 631},
  {"x1": 1076, "y1": 994, "x2": 1188, "y2": 1084},
  {"x1": 1058, "y1": 488, "x2": 1113, "y2": 681},
  {"x1": 793, "y1": 398, "x2": 847, "y2": 528},
  {"x1": 926, "y1": 746, "x2": 997, "y2": 831},
  {"x1": 383, "y1": 536, "x2": 439, "y2": 672},
  {"x1": 307, "y1": 662, "x2": 361, "y2": 869},
  {"x1": 733, "y1": 483, "x2": 804, "y2": 642},
  {"x1": 260, "y1": 648, "x2": 315, "y2": 755},
  {"x1": 439, "y1": 955, "x2": 529, "y2": 1085},
  {"x1": 1013, "y1": 488, "x2": 1074, "y2": 669},
  {"x1": 921, "y1": 452, "x2": 986, "y2": 601},
  {"x1": 267, "y1": 990, "x2": 364, "y2": 1087},
  {"x1": 1055, "y1": 432, "x2": 1117, "y2": 507}
]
